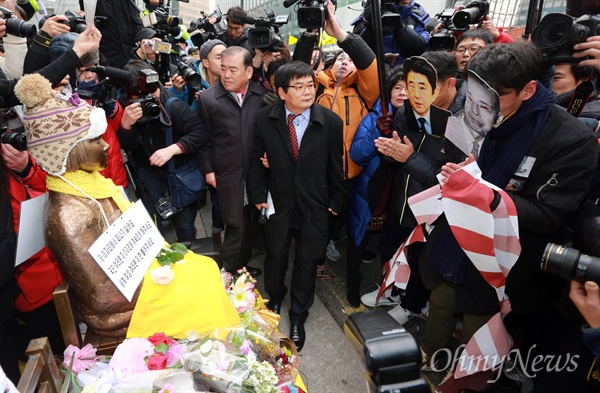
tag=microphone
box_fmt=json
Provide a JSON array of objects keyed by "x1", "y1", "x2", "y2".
[
  {"x1": 240, "y1": 15, "x2": 257, "y2": 24},
  {"x1": 258, "y1": 207, "x2": 267, "y2": 225},
  {"x1": 86, "y1": 66, "x2": 135, "y2": 83},
  {"x1": 283, "y1": 0, "x2": 300, "y2": 8}
]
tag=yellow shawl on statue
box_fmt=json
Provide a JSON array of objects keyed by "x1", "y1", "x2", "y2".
[{"x1": 127, "y1": 252, "x2": 241, "y2": 339}]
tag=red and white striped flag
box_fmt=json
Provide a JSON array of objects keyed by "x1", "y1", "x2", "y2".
[{"x1": 379, "y1": 162, "x2": 520, "y2": 380}]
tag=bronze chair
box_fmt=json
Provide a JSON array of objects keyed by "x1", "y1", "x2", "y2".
[{"x1": 16, "y1": 337, "x2": 62, "y2": 393}]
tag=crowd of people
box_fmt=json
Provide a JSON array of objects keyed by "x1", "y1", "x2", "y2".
[{"x1": 3, "y1": 0, "x2": 600, "y2": 392}]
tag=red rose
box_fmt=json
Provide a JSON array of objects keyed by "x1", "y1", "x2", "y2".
[
  {"x1": 147, "y1": 353, "x2": 168, "y2": 370},
  {"x1": 164, "y1": 337, "x2": 175, "y2": 345},
  {"x1": 148, "y1": 332, "x2": 168, "y2": 346}
]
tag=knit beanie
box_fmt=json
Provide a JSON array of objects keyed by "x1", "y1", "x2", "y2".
[
  {"x1": 14, "y1": 74, "x2": 107, "y2": 176},
  {"x1": 200, "y1": 39, "x2": 226, "y2": 60}
]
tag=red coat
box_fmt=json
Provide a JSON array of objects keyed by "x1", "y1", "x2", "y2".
[
  {"x1": 99, "y1": 101, "x2": 128, "y2": 188},
  {"x1": 11, "y1": 158, "x2": 63, "y2": 312}
]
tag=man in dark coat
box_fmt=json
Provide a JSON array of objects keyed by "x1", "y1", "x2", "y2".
[
  {"x1": 197, "y1": 46, "x2": 267, "y2": 275},
  {"x1": 419, "y1": 43, "x2": 598, "y2": 390},
  {"x1": 247, "y1": 61, "x2": 345, "y2": 351}
]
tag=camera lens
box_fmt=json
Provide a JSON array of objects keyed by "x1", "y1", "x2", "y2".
[
  {"x1": 1, "y1": 131, "x2": 27, "y2": 151},
  {"x1": 166, "y1": 15, "x2": 180, "y2": 27},
  {"x1": 142, "y1": 101, "x2": 161, "y2": 118},
  {"x1": 177, "y1": 62, "x2": 202, "y2": 90},
  {"x1": 532, "y1": 13, "x2": 582, "y2": 49},
  {"x1": 453, "y1": 8, "x2": 481, "y2": 29},
  {"x1": 541, "y1": 243, "x2": 600, "y2": 284},
  {"x1": 6, "y1": 18, "x2": 36, "y2": 38}
]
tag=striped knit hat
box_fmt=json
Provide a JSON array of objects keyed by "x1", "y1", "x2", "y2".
[{"x1": 14, "y1": 74, "x2": 107, "y2": 176}]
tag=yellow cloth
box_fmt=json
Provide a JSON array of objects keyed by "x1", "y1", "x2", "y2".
[
  {"x1": 46, "y1": 170, "x2": 133, "y2": 212},
  {"x1": 127, "y1": 252, "x2": 241, "y2": 339}
]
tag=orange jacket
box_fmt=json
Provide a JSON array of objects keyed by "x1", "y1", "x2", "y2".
[{"x1": 315, "y1": 36, "x2": 379, "y2": 180}]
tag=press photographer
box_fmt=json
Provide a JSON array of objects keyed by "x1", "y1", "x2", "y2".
[
  {"x1": 215, "y1": 7, "x2": 253, "y2": 55},
  {"x1": 117, "y1": 59, "x2": 210, "y2": 242},
  {"x1": 358, "y1": 0, "x2": 431, "y2": 67},
  {"x1": 131, "y1": 27, "x2": 179, "y2": 86}
]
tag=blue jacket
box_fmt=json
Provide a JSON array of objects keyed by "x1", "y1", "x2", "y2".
[{"x1": 347, "y1": 99, "x2": 392, "y2": 246}]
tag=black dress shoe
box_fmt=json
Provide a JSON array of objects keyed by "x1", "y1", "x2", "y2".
[
  {"x1": 290, "y1": 324, "x2": 306, "y2": 352},
  {"x1": 266, "y1": 301, "x2": 281, "y2": 315},
  {"x1": 245, "y1": 266, "x2": 262, "y2": 277}
]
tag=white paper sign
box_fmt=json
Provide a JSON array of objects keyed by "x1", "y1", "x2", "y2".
[
  {"x1": 15, "y1": 193, "x2": 47, "y2": 267},
  {"x1": 88, "y1": 201, "x2": 164, "y2": 302}
]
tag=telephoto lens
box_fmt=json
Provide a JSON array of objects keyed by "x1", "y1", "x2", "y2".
[{"x1": 541, "y1": 243, "x2": 600, "y2": 284}]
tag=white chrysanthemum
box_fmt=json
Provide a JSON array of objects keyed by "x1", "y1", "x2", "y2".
[{"x1": 229, "y1": 284, "x2": 254, "y2": 312}]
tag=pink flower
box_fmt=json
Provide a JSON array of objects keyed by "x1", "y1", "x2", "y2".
[
  {"x1": 63, "y1": 344, "x2": 97, "y2": 374},
  {"x1": 166, "y1": 342, "x2": 183, "y2": 367},
  {"x1": 109, "y1": 338, "x2": 154, "y2": 377},
  {"x1": 239, "y1": 340, "x2": 251, "y2": 356},
  {"x1": 147, "y1": 353, "x2": 168, "y2": 370},
  {"x1": 159, "y1": 384, "x2": 176, "y2": 393}
]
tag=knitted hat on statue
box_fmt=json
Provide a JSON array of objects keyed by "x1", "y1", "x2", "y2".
[{"x1": 14, "y1": 74, "x2": 107, "y2": 176}]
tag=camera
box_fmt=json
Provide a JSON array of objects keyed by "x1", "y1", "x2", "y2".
[
  {"x1": 283, "y1": 0, "x2": 336, "y2": 29},
  {"x1": 177, "y1": 60, "x2": 203, "y2": 90},
  {"x1": 189, "y1": 9, "x2": 226, "y2": 48},
  {"x1": 155, "y1": 196, "x2": 181, "y2": 220},
  {"x1": 453, "y1": 0, "x2": 489, "y2": 29},
  {"x1": 429, "y1": 1, "x2": 489, "y2": 51},
  {"x1": 76, "y1": 66, "x2": 136, "y2": 105},
  {"x1": 131, "y1": 94, "x2": 161, "y2": 124},
  {"x1": 58, "y1": 10, "x2": 108, "y2": 34},
  {"x1": 142, "y1": 5, "x2": 180, "y2": 37},
  {"x1": 361, "y1": 0, "x2": 402, "y2": 32},
  {"x1": 1, "y1": 129, "x2": 27, "y2": 151},
  {"x1": 189, "y1": 10, "x2": 222, "y2": 33},
  {"x1": 531, "y1": 13, "x2": 600, "y2": 64},
  {"x1": 0, "y1": 6, "x2": 36, "y2": 38},
  {"x1": 244, "y1": 12, "x2": 288, "y2": 51},
  {"x1": 541, "y1": 243, "x2": 600, "y2": 284},
  {"x1": 344, "y1": 310, "x2": 430, "y2": 393}
]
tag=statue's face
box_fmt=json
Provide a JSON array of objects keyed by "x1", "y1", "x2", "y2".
[{"x1": 78, "y1": 137, "x2": 109, "y2": 172}]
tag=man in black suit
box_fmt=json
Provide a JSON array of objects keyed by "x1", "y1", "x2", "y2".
[{"x1": 247, "y1": 61, "x2": 345, "y2": 351}]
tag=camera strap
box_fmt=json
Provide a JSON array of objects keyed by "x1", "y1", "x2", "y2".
[
  {"x1": 163, "y1": 97, "x2": 178, "y2": 175},
  {"x1": 566, "y1": 80, "x2": 595, "y2": 118}
]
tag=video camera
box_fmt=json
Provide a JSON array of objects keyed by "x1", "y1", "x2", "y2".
[
  {"x1": 344, "y1": 310, "x2": 430, "y2": 393},
  {"x1": 189, "y1": 10, "x2": 222, "y2": 33},
  {"x1": 189, "y1": 9, "x2": 226, "y2": 48},
  {"x1": 243, "y1": 12, "x2": 288, "y2": 52},
  {"x1": 283, "y1": 0, "x2": 335, "y2": 30},
  {"x1": 542, "y1": 243, "x2": 600, "y2": 285},
  {"x1": 531, "y1": 13, "x2": 600, "y2": 64},
  {"x1": 360, "y1": 0, "x2": 402, "y2": 32},
  {"x1": 0, "y1": 6, "x2": 36, "y2": 38},
  {"x1": 58, "y1": 9, "x2": 108, "y2": 34},
  {"x1": 429, "y1": 0, "x2": 489, "y2": 52}
]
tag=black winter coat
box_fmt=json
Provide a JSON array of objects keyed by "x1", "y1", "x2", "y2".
[
  {"x1": 197, "y1": 80, "x2": 267, "y2": 228},
  {"x1": 422, "y1": 105, "x2": 599, "y2": 315},
  {"x1": 247, "y1": 103, "x2": 345, "y2": 259},
  {"x1": 388, "y1": 102, "x2": 450, "y2": 228}
]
